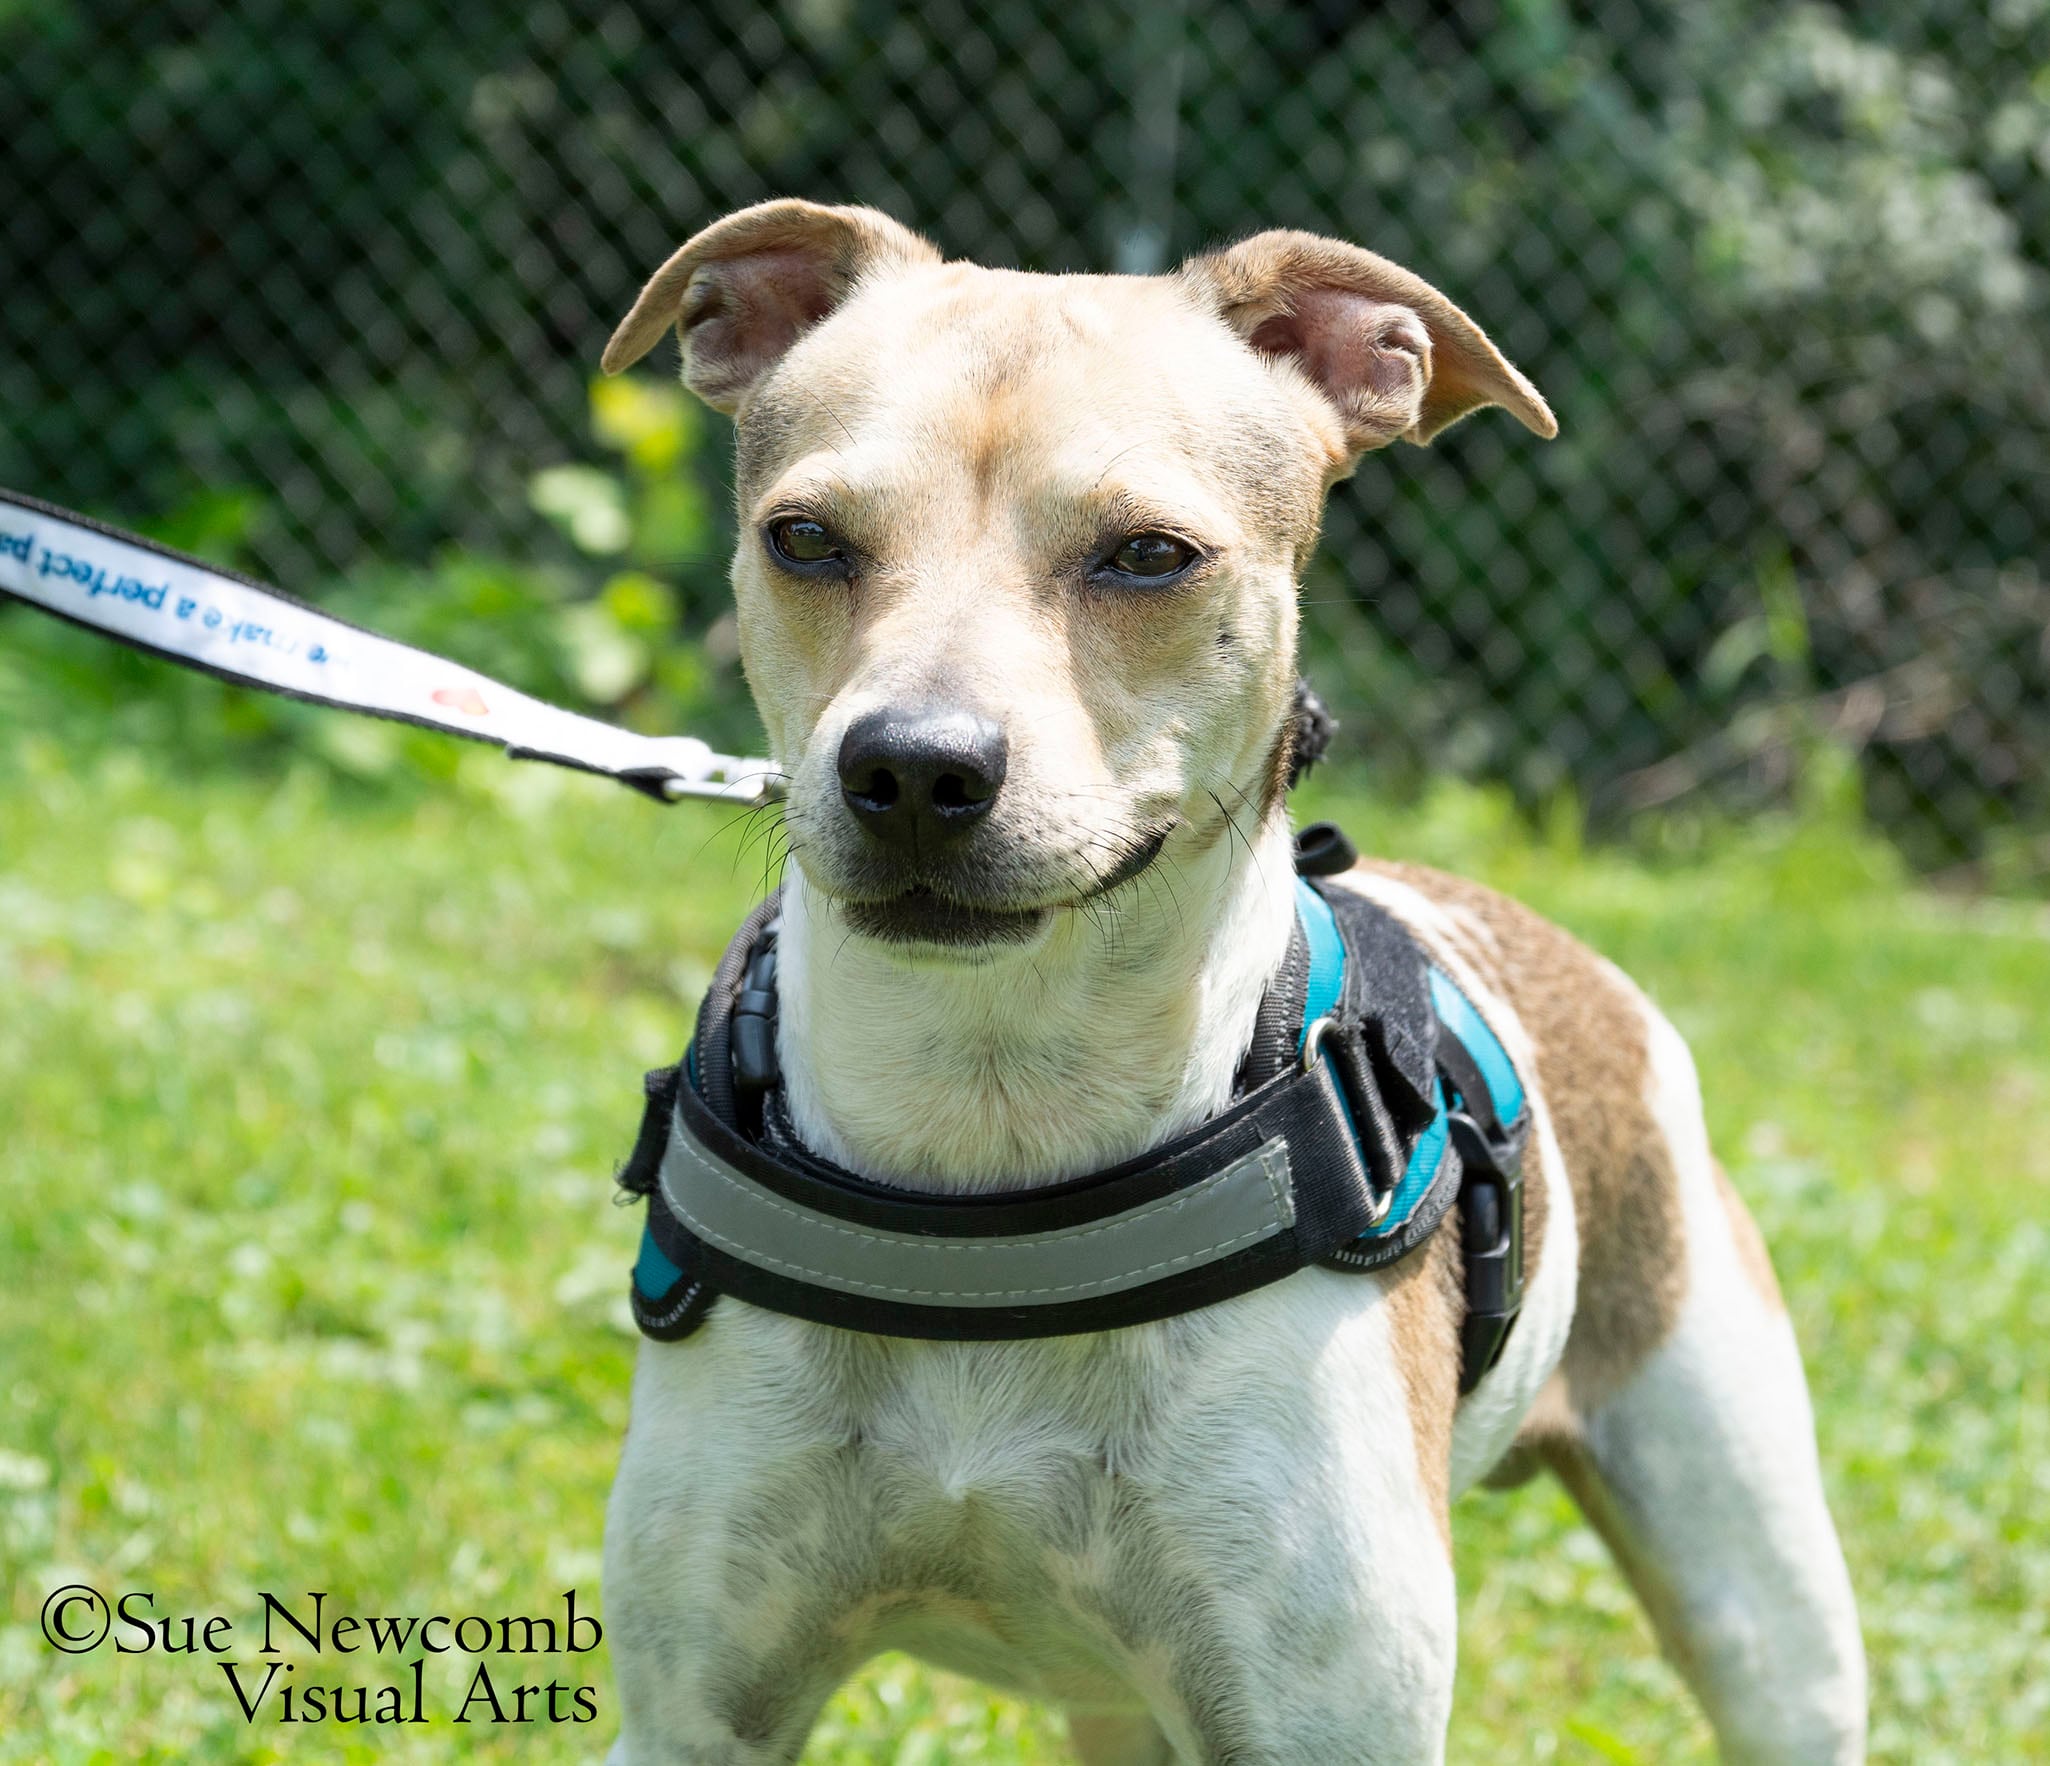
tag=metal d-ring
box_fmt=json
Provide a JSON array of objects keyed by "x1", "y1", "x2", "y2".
[
  {"x1": 1300, "y1": 1014, "x2": 1395, "y2": 1228},
  {"x1": 1358, "y1": 1176, "x2": 1396, "y2": 1228}
]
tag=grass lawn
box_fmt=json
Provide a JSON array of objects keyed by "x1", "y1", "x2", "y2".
[{"x1": 2, "y1": 736, "x2": 2044, "y2": 1763}]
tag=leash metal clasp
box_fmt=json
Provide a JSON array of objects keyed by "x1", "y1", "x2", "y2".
[{"x1": 658, "y1": 756, "x2": 786, "y2": 805}]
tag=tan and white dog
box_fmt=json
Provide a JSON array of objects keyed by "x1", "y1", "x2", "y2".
[{"x1": 596, "y1": 200, "x2": 1865, "y2": 1764}]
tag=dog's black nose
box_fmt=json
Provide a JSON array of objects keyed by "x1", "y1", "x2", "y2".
[{"x1": 837, "y1": 706, "x2": 1008, "y2": 849}]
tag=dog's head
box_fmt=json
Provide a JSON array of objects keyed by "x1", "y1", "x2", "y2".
[{"x1": 606, "y1": 201, "x2": 1553, "y2": 955}]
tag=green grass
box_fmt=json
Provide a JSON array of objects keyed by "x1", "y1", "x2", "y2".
[{"x1": 2, "y1": 736, "x2": 2045, "y2": 1762}]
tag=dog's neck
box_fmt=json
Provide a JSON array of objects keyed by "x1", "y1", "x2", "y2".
[{"x1": 774, "y1": 813, "x2": 1300, "y2": 1194}]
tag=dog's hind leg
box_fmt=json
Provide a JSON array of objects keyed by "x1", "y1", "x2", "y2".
[{"x1": 1542, "y1": 1004, "x2": 1866, "y2": 1765}]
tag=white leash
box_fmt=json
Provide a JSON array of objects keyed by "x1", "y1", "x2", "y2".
[{"x1": 0, "y1": 489, "x2": 779, "y2": 805}]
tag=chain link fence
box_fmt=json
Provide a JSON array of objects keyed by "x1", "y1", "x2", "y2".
[{"x1": 6, "y1": 0, "x2": 2046, "y2": 877}]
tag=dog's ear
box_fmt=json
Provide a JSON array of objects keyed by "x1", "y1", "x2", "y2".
[
  {"x1": 1184, "y1": 230, "x2": 1556, "y2": 453},
  {"x1": 601, "y1": 200, "x2": 940, "y2": 410}
]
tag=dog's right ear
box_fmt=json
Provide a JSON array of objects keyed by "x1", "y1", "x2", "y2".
[
  {"x1": 1184, "y1": 230, "x2": 1556, "y2": 455},
  {"x1": 601, "y1": 200, "x2": 940, "y2": 411}
]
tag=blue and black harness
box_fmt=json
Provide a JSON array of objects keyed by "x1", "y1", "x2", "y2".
[{"x1": 616, "y1": 825, "x2": 1529, "y2": 1391}]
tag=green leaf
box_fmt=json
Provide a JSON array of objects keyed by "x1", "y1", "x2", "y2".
[{"x1": 529, "y1": 465, "x2": 631, "y2": 555}]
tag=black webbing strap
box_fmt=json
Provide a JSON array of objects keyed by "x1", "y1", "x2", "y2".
[
  {"x1": 1434, "y1": 1033, "x2": 1502, "y2": 1142},
  {"x1": 1322, "y1": 885, "x2": 1439, "y2": 1133},
  {"x1": 1235, "y1": 914, "x2": 1313, "y2": 1093},
  {"x1": 617, "y1": 1062, "x2": 713, "y2": 1340}
]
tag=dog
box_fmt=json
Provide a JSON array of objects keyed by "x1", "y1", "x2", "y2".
[{"x1": 594, "y1": 200, "x2": 1866, "y2": 1764}]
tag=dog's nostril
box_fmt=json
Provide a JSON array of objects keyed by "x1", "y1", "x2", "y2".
[
  {"x1": 852, "y1": 767, "x2": 899, "y2": 810},
  {"x1": 931, "y1": 771, "x2": 973, "y2": 813}
]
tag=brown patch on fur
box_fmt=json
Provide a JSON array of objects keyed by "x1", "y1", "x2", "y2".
[
  {"x1": 1421, "y1": 911, "x2": 1499, "y2": 990},
  {"x1": 1713, "y1": 1160, "x2": 1785, "y2": 1312},
  {"x1": 1361, "y1": 862, "x2": 1690, "y2": 1412},
  {"x1": 1379, "y1": 1222, "x2": 1467, "y2": 1551}
]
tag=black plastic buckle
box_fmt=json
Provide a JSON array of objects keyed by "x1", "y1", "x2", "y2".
[
  {"x1": 730, "y1": 921, "x2": 781, "y2": 1096},
  {"x1": 1453, "y1": 1110, "x2": 1525, "y2": 1393}
]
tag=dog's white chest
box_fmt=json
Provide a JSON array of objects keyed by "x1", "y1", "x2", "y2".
[{"x1": 610, "y1": 1272, "x2": 1453, "y2": 1710}]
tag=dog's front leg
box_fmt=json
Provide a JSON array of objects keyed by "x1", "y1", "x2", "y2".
[
  {"x1": 1080, "y1": 1281, "x2": 1462, "y2": 1765},
  {"x1": 1067, "y1": 1710, "x2": 1180, "y2": 1765},
  {"x1": 602, "y1": 1484, "x2": 844, "y2": 1765},
  {"x1": 602, "y1": 1334, "x2": 862, "y2": 1766}
]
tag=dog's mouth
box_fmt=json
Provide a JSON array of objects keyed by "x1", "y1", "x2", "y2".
[
  {"x1": 841, "y1": 826, "x2": 1171, "y2": 950},
  {"x1": 843, "y1": 889, "x2": 1048, "y2": 948}
]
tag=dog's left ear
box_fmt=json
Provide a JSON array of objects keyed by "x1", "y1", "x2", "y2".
[
  {"x1": 601, "y1": 199, "x2": 940, "y2": 409},
  {"x1": 1184, "y1": 230, "x2": 1557, "y2": 453}
]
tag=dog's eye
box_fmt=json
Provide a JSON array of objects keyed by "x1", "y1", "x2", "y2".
[
  {"x1": 1105, "y1": 532, "x2": 1196, "y2": 581},
  {"x1": 767, "y1": 517, "x2": 844, "y2": 568}
]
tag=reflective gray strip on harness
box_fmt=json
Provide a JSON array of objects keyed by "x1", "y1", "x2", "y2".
[{"x1": 661, "y1": 1118, "x2": 1297, "y2": 1307}]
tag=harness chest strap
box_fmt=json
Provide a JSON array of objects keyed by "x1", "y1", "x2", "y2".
[{"x1": 618, "y1": 843, "x2": 1529, "y2": 1387}]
